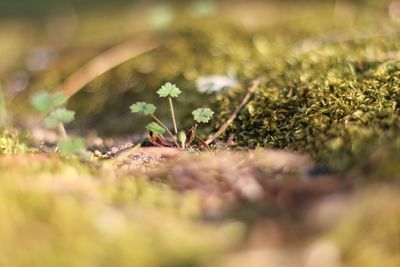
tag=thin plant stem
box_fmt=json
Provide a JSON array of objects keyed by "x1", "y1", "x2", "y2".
[
  {"x1": 168, "y1": 97, "x2": 178, "y2": 134},
  {"x1": 57, "y1": 123, "x2": 68, "y2": 139},
  {"x1": 150, "y1": 114, "x2": 178, "y2": 146},
  {"x1": 205, "y1": 79, "x2": 260, "y2": 145}
]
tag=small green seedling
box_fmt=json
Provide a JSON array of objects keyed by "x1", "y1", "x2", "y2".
[
  {"x1": 130, "y1": 82, "x2": 214, "y2": 149},
  {"x1": 157, "y1": 82, "x2": 181, "y2": 134},
  {"x1": 30, "y1": 91, "x2": 85, "y2": 156},
  {"x1": 178, "y1": 131, "x2": 187, "y2": 149}
]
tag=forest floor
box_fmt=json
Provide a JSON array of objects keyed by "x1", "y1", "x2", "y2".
[{"x1": 1, "y1": 1, "x2": 400, "y2": 267}]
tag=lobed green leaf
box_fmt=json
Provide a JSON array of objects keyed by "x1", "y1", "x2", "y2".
[
  {"x1": 145, "y1": 122, "x2": 166, "y2": 135},
  {"x1": 44, "y1": 108, "x2": 75, "y2": 128},
  {"x1": 157, "y1": 82, "x2": 182, "y2": 98},
  {"x1": 130, "y1": 102, "x2": 156, "y2": 115},
  {"x1": 192, "y1": 108, "x2": 214, "y2": 123},
  {"x1": 30, "y1": 91, "x2": 66, "y2": 114}
]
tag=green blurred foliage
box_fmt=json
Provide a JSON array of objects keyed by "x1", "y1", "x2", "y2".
[
  {"x1": 329, "y1": 187, "x2": 400, "y2": 267},
  {"x1": 355, "y1": 135, "x2": 400, "y2": 182},
  {"x1": 0, "y1": 155, "x2": 243, "y2": 267}
]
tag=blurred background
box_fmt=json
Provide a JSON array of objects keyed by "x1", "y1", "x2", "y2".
[
  {"x1": 0, "y1": 0, "x2": 398, "y2": 137},
  {"x1": 1, "y1": 2, "x2": 400, "y2": 267}
]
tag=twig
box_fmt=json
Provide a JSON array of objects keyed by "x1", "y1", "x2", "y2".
[
  {"x1": 108, "y1": 143, "x2": 141, "y2": 164},
  {"x1": 195, "y1": 135, "x2": 212, "y2": 151},
  {"x1": 55, "y1": 35, "x2": 163, "y2": 99},
  {"x1": 205, "y1": 79, "x2": 260, "y2": 145}
]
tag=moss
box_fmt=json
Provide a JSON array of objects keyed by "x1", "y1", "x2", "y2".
[
  {"x1": 0, "y1": 130, "x2": 33, "y2": 155},
  {"x1": 0, "y1": 155, "x2": 243, "y2": 267},
  {"x1": 217, "y1": 34, "x2": 400, "y2": 170}
]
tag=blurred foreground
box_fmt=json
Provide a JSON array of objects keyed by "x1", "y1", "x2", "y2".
[{"x1": 1, "y1": 1, "x2": 400, "y2": 267}]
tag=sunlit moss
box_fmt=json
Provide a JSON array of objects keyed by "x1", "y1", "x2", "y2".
[
  {"x1": 0, "y1": 130, "x2": 33, "y2": 155},
  {"x1": 0, "y1": 156, "x2": 243, "y2": 267},
  {"x1": 217, "y1": 35, "x2": 400, "y2": 170}
]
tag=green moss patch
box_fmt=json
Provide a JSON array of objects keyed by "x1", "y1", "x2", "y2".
[
  {"x1": 217, "y1": 34, "x2": 400, "y2": 170},
  {"x1": 0, "y1": 130, "x2": 33, "y2": 155}
]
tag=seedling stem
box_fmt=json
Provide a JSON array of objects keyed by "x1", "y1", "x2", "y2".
[
  {"x1": 58, "y1": 123, "x2": 68, "y2": 139},
  {"x1": 168, "y1": 97, "x2": 178, "y2": 134},
  {"x1": 150, "y1": 114, "x2": 178, "y2": 145}
]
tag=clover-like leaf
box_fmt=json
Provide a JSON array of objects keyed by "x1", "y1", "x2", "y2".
[
  {"x1": 192, "y1": 108, "x2": 214, "y2": 123},
  {"x1": 44, "y1": 108, "x2": 75, "y2": 128},
  {"x1": 157, "y1": 82, "x2": 182, "y2": 98},
  {"x1": 30, "y1": 91, "x2": 66, "y2": 114},
  {"x1": 58, "y1": 137, "x2": 86, "y2": 156},
  {"x1": 130, "y1": 102, "x2": 156, "y2": 115},
  {"x1": 145, "y1": 122, "x2": 166, "y2": 135}
]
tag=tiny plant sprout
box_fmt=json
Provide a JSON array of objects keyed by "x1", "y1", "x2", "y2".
[
  {"x1": 179, "y1": 131, "x2": 187, "y2": 149},
  {"x1": 130, "y1": 101, "x2": 175, "y2": 140},
  {"x1": 157, "y1": 82, "x2": 181, "y2": 134},
  {"x1": 130, "y1": 82, "x2": 214, "y2": 150},
  {"x1": 30, "y1": 90, "x2": 85, "y2": 156}
]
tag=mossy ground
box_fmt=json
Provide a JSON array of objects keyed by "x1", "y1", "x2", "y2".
[
  {"x1": 0, "y1": 130, "x2": 34, "y2": 154},
  {"x1": 0, "y1": 150, "x2": 243, "y2": 267},
  {"x1": 1, "y1": 0, "x2": 400, "y2": 266}
]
